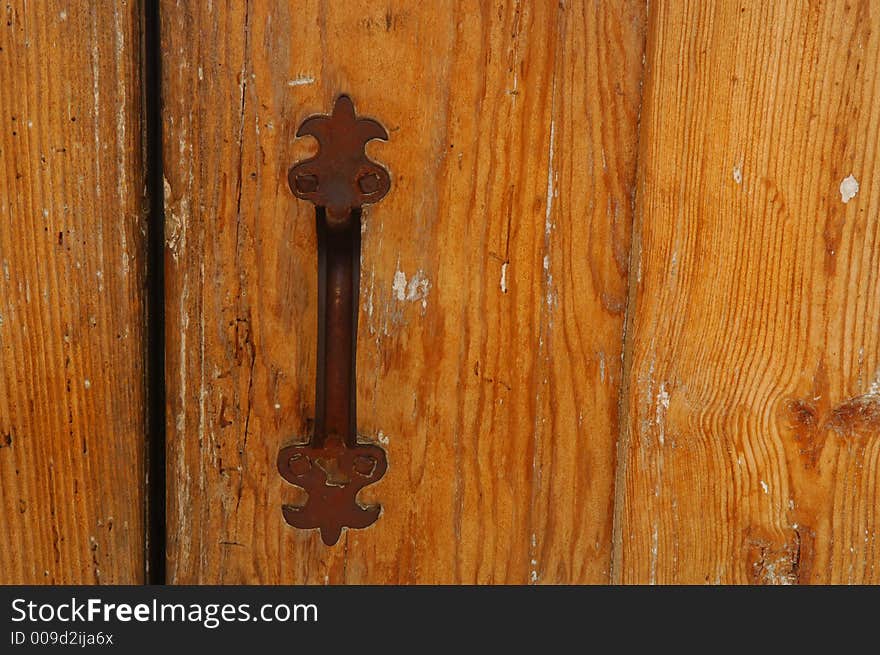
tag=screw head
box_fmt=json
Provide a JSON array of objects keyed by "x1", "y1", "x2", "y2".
[
  {"x1": 294, "y1": 174, "x2": 318, "y2": 193},
  {"x1": 353, "y1": 455, "x2": 377, "y2": 477},
  {"x1": 358, "y1": 172, "x2": 380, "y2": 194},
  {"x1": 287, "y1": 454, "x2": 311, "y2": 477}
]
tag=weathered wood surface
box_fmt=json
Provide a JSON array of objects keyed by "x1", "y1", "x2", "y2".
[
  {"x1": 162, "y1": 0, "x2": 645, "y2": 583},
  {"x1": 3, "y1": 0, "x2": 877, "y2": 587},
  {"x1": 615, "y1": 0, "x2": 880, "y2": 583},
  {"x1": 0, "y1": 1, "x2": 147, "y2": 583}
]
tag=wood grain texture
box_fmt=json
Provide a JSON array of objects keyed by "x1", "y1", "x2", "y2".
[
  {"x1": 162, "y1": 0, "x2": 645, "y2": 583},
  {"x1": 0, "y1": 1, "x2": 147, "y2": 583},
  {"x1": 615, "y1": 0, "x2": 880, "y2": 583}
]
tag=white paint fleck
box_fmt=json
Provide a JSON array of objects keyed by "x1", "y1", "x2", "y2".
[
  {"x1": 164, "y1": 176, "x2": 184, "y2": 261},
  {"x1": 84, "y1": 379, "x2": 91, "y2": 389},
  {"x1": 176, "y1": 282, "x2": 190, "y2": 434},
  {"x1": 274, "y1": 403, "x2": 281, "y2": 410},
  {"x1": 840, "y1": 174, "x2": 860, "y2": 203},
  {"x1": 655, "y1": 383, "x2": 670, "y2": 446},
  {"x1": 538, "y1": 120, "x2": 559, "y2": 328},
  {"x1": 198, "y1": 67, "x2": 203, "y2": 81},
  {"x1": 500, "y1": 261, "x2": 508, "y2": 293},
  {"x1": 89, "y1": 15, "x2": 103, "y2": 206},
  {"x1": 59, "y1": 9, "x2": 67, "y2": 20},
  {"x1": 405, "y1": 270, "x2": 430, "y2": 309},
  {"x1": 545, "y1": 120, "x2": 556, "y2": 231},
  {"x1": 760, "y1": 480, "x2": 769, "y2": 494},
  {"x1": 528, "y1": 533, "x2": 539, "y2": 583},
  {"x1": 732, "y1": 163, "x2": 742, "y2": 185},
  {"x1": 650, "y1": 523, "x2": 659, "y2": 584},
  {"x1": 544, "y1": 276, "x2": 555, "y2": 311},
  {"x1": 378, "y1": 430, "x2": 389, "y2": 445},
  {"x1": 287, "y1": 76, "x2": 316, "y2": 87},
  {"x1": 392, "y1": 269, "x2": 407, "y2": 302},
  {"x1": 365, "y1": 270, "x2": 375, "y2": 318},
  {"x1": 392, "y1": 267, "x2": 430, "y2": 309},
  {"x1": 867, "y1": 366, "x2": 880, "y2": 396}
]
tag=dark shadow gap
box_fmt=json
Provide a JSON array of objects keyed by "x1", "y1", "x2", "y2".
[{"x1": 143, "y1": 0, "x2": 166, "y2": 585}]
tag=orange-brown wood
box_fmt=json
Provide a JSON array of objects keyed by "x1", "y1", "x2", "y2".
[
  {"x1": 615, "y1": 0, "x2": 880, "y2": 583},
  {"x1": 0, "y1": 1, "x2": 147, "y2": 583},
  {"x1": 5, "y1": 0, "x2": 878, "y2": 588},
  {"x1": 162, "y1": 0, "x2": 645, "y2": 583}
]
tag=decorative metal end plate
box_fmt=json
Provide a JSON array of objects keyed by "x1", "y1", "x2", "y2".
[
  {"x1": 278, "y1": 440, "x2": 388, "y2": 546},
  {"x1": 280, "y1": 94, "x2": 390, "y2": 546},
  {"x1": 287, "y1": 95, "x2": 390, "y2": 226}
]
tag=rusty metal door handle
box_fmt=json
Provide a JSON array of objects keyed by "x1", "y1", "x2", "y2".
[{"x1": 278, "y1": 95, "x2": 390, "y2": 545}]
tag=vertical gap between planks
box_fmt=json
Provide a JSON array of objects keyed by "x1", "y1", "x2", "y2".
[
  {"x1": 143, "y1": 0, "x2": 166, "y2": 585},
  {"x1": 609, "y1": 0, "x2": 652, "y2": 584}
]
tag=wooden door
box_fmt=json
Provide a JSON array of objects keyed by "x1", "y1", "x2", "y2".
[
  {"x1": 0, "y1": 1, "x2": 148, "y2": 583},
  {"x1": 2, "y1": 0, "x2": 879, "y2": 585},
  {"x1": 615, "y1": 1, "x2": 880, "y2": 584},
  {"x1": 160, "y1": 0, "x2": 645, "y2": 584}
]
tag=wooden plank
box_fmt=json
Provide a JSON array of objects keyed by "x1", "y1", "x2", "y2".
[
  {"x1": 615, "y1": 0, "x2": 880, "y2": 583},
  {"x1": 0, "y1": 1, "x2": 147, "y2": 583},
  {"x1": 162, "y1": 0, "x2": 645, "y2": 583}
]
